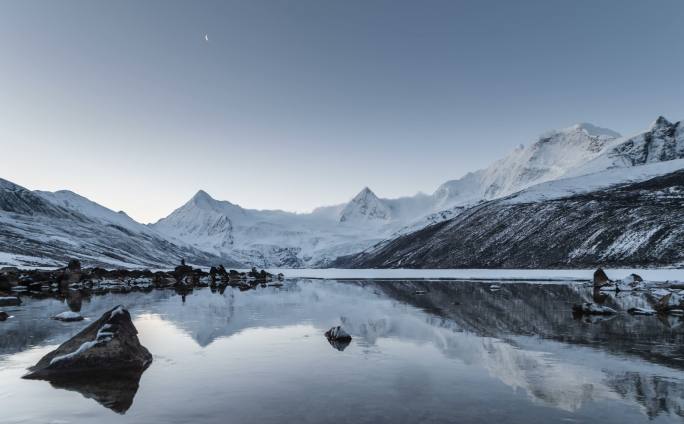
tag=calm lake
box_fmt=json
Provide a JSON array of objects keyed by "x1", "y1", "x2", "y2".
[{"x1": 1, "y1": 279, "x2": 683, "y2": 423}]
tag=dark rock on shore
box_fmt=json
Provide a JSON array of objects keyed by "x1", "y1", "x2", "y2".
[
  {"x1": 24, "y1": 305, "x2": 152, "y2": 379},
  {"x1": 593, "y1": 268, "x2": 611, "y2": 288},
  {"x1": 655, "y1": 293, "x2": 684, "y2": 315},
  {"x1": 8, "y1": 260, "x2": 280, "y2": 295},
  {"x1": 0, "y1": 311, "x2": 9, "y2": 321}
]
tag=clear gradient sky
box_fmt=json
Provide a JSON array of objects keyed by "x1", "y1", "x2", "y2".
[{"x1": 1, "y1": 0, "x2": 683, "y2": 223}]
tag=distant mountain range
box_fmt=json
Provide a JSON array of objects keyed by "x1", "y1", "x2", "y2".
[{"x1": 1, "y1": 116, "x2": 683, "y2": 268}]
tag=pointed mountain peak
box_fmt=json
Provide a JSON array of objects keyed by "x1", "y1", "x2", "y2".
[
  {"x1": 192, "y1": 189, "x2": 213, "y2": 201},
  {"x1": 650, "y1": 116, "x2": 672, "y2": 130},
  {"x1": 187, "y1": 190, "x2": 220, "y2": 210},
  {"x1": 340, "y1": 187, "x2": 390, "y2": 223},
  {"x1": 353, "y1": 186, "x2": 378, "y2": 201}
]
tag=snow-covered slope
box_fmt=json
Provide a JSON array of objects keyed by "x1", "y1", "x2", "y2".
[
  {"x1": 433, "y1": 123, "x2": 622, "y2": 209},
  {"x1": 149, "y1": 116, "x2": 684, "y2": 268},
  {"x1": 335, "y1": 167, "x2": 684, "y2": 268},
  {"x1": 0, "y1": 178, "x2": 239, "y2": 268},
  {"x1": 35, "y1": 190, "x2": 153, "y2": 236},
  {"x1": 152, "y1": 188, "x2": 398, "y2": 267}
]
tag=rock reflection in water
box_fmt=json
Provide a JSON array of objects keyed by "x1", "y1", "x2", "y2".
[{"x1": 42, "y1": 369, "x2": 146, "y2": 414}]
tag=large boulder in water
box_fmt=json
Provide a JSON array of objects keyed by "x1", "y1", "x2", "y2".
[{"x1": 24, "y1": 305, "x2": 152, "y2": 379}]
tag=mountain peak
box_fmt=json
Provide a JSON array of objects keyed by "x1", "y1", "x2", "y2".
[
  {"x1": 650, "y1": 116, "x2": 673, "y2": 130},
  {"x1": 190, "y1": 189, "x2": 216, "y2": 206},
  {"x1": 353, "y1": 186, "x2": 377, "y2": 200},
  {"x1": 339, "y1": 187, "x2": 391, "y2": 223},
  {"x1": 567, "y1": 123, "x2": 621, "y2": 139}
]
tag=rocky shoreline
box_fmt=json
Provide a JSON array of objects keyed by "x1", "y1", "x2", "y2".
[{"x1": 0, "y1": 259, "x2": 283, "y2": 297}]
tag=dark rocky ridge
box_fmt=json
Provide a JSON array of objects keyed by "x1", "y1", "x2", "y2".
[{"x1": 334, "y1": 170, "x2": 684, "y2": 268}]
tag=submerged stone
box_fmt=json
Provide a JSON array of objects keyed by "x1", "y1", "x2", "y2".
[
  {"x1": 572, "y1": 302, "x2": 617, "y2": 316},
  {"x1": 52, "y1": 311, "x2": 84, "y2": 322}
]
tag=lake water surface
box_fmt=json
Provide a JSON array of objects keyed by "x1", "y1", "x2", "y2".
[{"x1": 1, "y1": 279, "x2": 683, "y2": 423}]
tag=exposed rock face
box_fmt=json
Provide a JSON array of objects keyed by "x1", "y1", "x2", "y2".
[{"x1": 24, "y1": 305, "x2": 152, "y2": 379}]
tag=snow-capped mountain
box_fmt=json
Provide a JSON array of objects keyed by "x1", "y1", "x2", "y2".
[
  {"x1": 433, "y1": 122, "x2": 622, "y2": 209},
  {"x1": 339, "y1": 187, "x2": 392, "y2": 223},
  {"x1": 335, "y1": 162, "x2": 684, "y2": 268},
  {"x1": 2, "y1": 116, "x2": 683, "y2": 269},
  {"x1": 0, "y1": 179, "x2": 238, "y2": 268},
  {"x1": 151, "y1": 187, "x2": 396, "y2": 267}
]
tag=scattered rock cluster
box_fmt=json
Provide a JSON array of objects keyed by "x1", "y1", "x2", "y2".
[
  {"x1": 0, "y1": 260, "x2": 284, "y2": 299},
  {"x1": 573, "y1": 268, "x2": 683, "y2": 316}
]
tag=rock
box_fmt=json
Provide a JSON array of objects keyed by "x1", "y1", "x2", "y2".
[
  {"x1": 655, "y1": 293, "x2": 684, "y2": 314},
  {"x1": 627, "y1": 307, "x2": 656, "y2": 316},
  {"x1": 52, "y1": 311, "x2": 84, "y2": 322},
  {"x1": 24, "y1": 305, "x2": 152, "y2": 379},
  {"x1": 0, "y1": 296, "x2": 21, "y2": 307},
  {"x1": 67, "y1": 259, "x2": 81, "y2": 272},
  {"x1": 625, "y1": 273, "x2": 643, "y2": 283},
  {"x1": 0, "y1": 311, "x2": 9, "y2": 321},
  {"x1": 572, "y1": 302, "x2": 617, "y2": 316},
  {"x1": 325, "y1": 326, "x2": 352, "y2": 352},
  {"x1": 593, "y1": 268, "x2": 610, "y2": 288},
  {"x1": 325, "y1": 326, "x2": 352, "y2": 341},
  {"x1": 0, "y1": 267, "x2": 19, "y2": 290},
  {"x1": 414, "y1": 290, "x2": 427, "y2": 295}
]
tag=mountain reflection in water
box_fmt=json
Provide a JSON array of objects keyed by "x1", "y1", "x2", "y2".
[{"x1": 0, "y1": 279, "x2": 682, "y2": 423}]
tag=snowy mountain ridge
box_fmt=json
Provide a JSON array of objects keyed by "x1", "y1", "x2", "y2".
[{"x1": 2, "y1": 116, "x2": 683, "y2": 268}]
